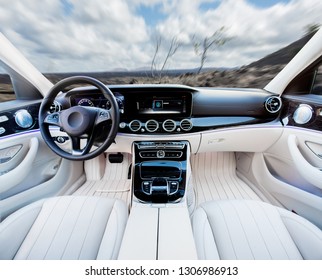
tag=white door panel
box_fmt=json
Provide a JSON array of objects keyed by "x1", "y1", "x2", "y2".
[
  {"x1": 288, "y1": 134, "x2": 322, "y2": 190},
  {"x1": 265, "y1": 128, "x2": 322, "y2": 195},
  {"x1": 241, "y1": 128, "x2": 322, "y2": 228},
  {"x1": 0, "y1": 131, "x2": 84, "y2": 221},
  {"x1": 237, "y1": 151, "x2": 322, "y2": 229},
  {"x1": 0, "y1": 137, "x2": 39, "y2": 194}
]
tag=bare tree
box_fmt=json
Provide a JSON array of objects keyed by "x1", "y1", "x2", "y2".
[
  {"x1": 150, "y1": 35, "x2": 181, "y2": 82},
  {"x1": 151, "y1": 35, "x2": 162, "y2": 78},
  {"x1": 193, "y1": 27, "x2": 231, "y2": 74},
  {"x1": 158, "y1": 36, "x2": 180, "y2": 81}
]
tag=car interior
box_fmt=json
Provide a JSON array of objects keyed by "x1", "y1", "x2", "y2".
[{"x1": 0, "y1": 29, "x2": 322, "y2": 260}]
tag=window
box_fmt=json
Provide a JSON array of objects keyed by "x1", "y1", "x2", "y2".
[
  {"x1": 0, "y1": 67, "x2": 15, "y2": 103},
  {"x1": 311, "y1": 65, "x2": 322, "y2": 95}
]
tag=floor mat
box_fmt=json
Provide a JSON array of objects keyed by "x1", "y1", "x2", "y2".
[
  {"x1": 191, "y1": 152, "x2": 261, "y2": 206},
  {"x1": 73, "y1": 153, "x2": 132, "y2": 206}
]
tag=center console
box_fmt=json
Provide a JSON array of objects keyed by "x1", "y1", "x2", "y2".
[
  {"x1": 119, "y1": 140, "x2": 197, "y2": 260},
  {"x1": 133, "y1": 141, "x2": 189, "y2": 203}
]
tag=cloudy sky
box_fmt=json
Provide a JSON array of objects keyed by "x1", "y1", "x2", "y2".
[{"x1": 0, "y1": 0, "x2": 321, "y2": 72}]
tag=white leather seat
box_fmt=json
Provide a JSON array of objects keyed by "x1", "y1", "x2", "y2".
[
  {"x1": 192, "y1": 200, "x2": 322, "y2": 260},
  {"x1": 0, "y1": 196, "x2": 128, "y2": 260}
]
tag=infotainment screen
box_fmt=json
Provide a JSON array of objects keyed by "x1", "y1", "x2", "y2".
[
  {"x1": 136, "y1": 93, "x2": 190, "y2": 115},
  {"x1": 121, "y1": 90, "x2": 192, "y2": 118}
]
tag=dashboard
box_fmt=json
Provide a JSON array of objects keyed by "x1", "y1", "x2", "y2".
[
  {"x1": 0, "y1": 84, "x2": 283, "y2": 138},
  {"x1": 62, "y1": 85, "x2": 282, "y2": 134}
]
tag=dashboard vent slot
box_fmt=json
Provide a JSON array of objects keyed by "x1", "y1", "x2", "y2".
[
  {"x1": 129, "y1": 120, "x2": 142, "y2": 132},
  {"x1": 180, "y1": 119, "x2": 193, "y2": 131},
  {"x1": 162, "y1": 119, "x2": 176, "y2": 132},
  {"x1": 265, "y1": 96, "x2": 282, "y2": 113},
  {"x1": 49, "y1": 101, "x2": 62, "y2": 113},
  {"x1": 145, "y1": 120, "x2": 159, "y2": 132}
]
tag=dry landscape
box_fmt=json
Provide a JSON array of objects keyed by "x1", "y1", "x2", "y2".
[{"x1": 0, "y1": 32, "x2": 314, "y2": 102}]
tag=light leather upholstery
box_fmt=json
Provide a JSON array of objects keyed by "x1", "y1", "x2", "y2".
[
  {"x1": 0, "y1": 196, "x2": 128, "y2": 260},
  {"x1": 192, "y1": 200, "x2": 322, "y2": 260}
]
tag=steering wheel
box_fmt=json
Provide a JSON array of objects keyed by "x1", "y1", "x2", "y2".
[{"x1": 39, "y1": 76, "x2": 120, "y2": 161}]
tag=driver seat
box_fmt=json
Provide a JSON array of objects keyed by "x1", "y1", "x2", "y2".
[{"x1": 0, "y1": 196, "x2": 128, "y2": 260}]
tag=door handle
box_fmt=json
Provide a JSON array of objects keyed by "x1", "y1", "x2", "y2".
[{"x1": 288, "y1": 134, "x2": 322, "y2": 189}]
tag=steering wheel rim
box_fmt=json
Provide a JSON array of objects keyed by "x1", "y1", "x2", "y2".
[{"x1": 39, "y1": 76, "x2": 120, "y2": 161}]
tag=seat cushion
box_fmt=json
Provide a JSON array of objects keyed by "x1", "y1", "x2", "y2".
[
  {"x1": 0, "y1": 196, "x2": 128, "y2": 260},
  {"x1": 192, "y1": 200, "x2": 322, "y2": 260}
]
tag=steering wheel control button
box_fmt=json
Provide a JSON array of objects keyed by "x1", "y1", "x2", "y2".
[
  {"x1": 15, "y1": 109, "x2": 33, "y2": 128},
  {"x1": 0, "y1": 127, "x2": 6, "y2": 135},
  {"x1": 97, "y1": 110, "x2": 110, "y2": 123},
  {"x1": 46, "y1": 113, "x2": 60, "y2": 124},
  {"x1": 56, "y1": 136, "x2": 66, "y2": 144}
]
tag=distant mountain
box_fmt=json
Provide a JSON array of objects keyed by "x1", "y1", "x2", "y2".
[{"x1": 247, "y1": 31, "x2": 316, "y2": 68}]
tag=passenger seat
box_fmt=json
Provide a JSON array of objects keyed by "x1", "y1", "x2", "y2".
[{"x1": 192, "y1": 200, "x2": 322, "y2": 259}]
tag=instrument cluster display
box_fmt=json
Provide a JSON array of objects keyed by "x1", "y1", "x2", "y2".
[{"x1": 71, "y1": 93, "x2": 124, "y2": 111}]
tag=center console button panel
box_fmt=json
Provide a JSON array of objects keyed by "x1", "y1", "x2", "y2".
[{"x1": 133, "y1": 141, "x2": 188, "y2": 203}]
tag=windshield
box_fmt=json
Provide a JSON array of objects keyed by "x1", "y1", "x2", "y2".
[{"x1": 0, "y1": 0, "x2": 321, "y2": 89}]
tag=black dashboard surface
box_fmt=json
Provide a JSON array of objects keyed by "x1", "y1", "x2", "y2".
[
  {"x1": 0, "y1": 84, "x2": 282, "y2": 138},
  {"x1": 65, "y1": 85, "x2": 281, "y2": 134}
]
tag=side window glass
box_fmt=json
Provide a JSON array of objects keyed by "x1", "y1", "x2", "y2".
[
  {"x1": 311, "y1": 65, "x2": 322, "y2": 95},
  {"x1": 0, "y1": 66, "x2": 16, "y2": 103}
]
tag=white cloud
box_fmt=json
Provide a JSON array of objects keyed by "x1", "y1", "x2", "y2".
[{"x1": 0, "y1": 0, "x2": 321, "y2": 72}]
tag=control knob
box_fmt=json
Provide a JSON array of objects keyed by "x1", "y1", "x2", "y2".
[{"x1": 157, "y1": 150, "x2": 165, "y2": 158}]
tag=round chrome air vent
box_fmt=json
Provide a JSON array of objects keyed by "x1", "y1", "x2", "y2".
[
  {"x1": 129, "y1": 120, "x2": 142, "y2": 132},
  {"x1": 145, "y1": 119, "x2": 159, "y2": 132},
  {"x1": 162, "y1": 119, "x2": 176, "y2": 132},
  {"x1": 180, "y1": 119, "x2": 193, "y2": 131},
  {"x1": 265, "y1": 96, "x2": 282, "y2": 113},
  {"x1": 49, "y1": 101, "x2": 62, "y2": 113}
]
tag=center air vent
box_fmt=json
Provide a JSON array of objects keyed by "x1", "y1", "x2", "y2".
[
  {"x1": 265, "y1": 96, "x2": 282, "y2": 113},
  {"x1": 129, "y1": 120, "x2": 142, "y2": 132},
  {"x1": 145, "y1": 119, "x2": 159, "y2": 132},
  {"x1": 162, "y1": 119, "x2": 176, "y2": 132},
  {"x1": 180, "y1": 119, "x2": 193, "y2": 131}
]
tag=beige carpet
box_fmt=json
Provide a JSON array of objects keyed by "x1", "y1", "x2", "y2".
[
  {"x1": 73, "y1": 153, "x2": 132, "y2": 207},
  {"x1": 74, "y1": 151, "x2": 263, "y2": 208},
  {"x1": 191, "y1": 152, "x2": 261, "y2": 206}
]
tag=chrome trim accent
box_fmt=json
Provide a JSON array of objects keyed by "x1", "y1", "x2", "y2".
[
  {"x1": 265, "y1": 96, "x2": 282, "y2": 113},
  {"x1": 129, "y1": 120, "x2": 142, "y2": 132},
  {"x1": 180, "y1": 119, "x2": 193, "y2": 131},
  {"x1": 293, "y1": 104, "x2": 313, "y2": 124},
  {"x1": 145, "y1": 119, "x2": 159, "y2": 132},
  {"x1": 162, "y1": 119, "x2": 176, "y2": 132}
]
